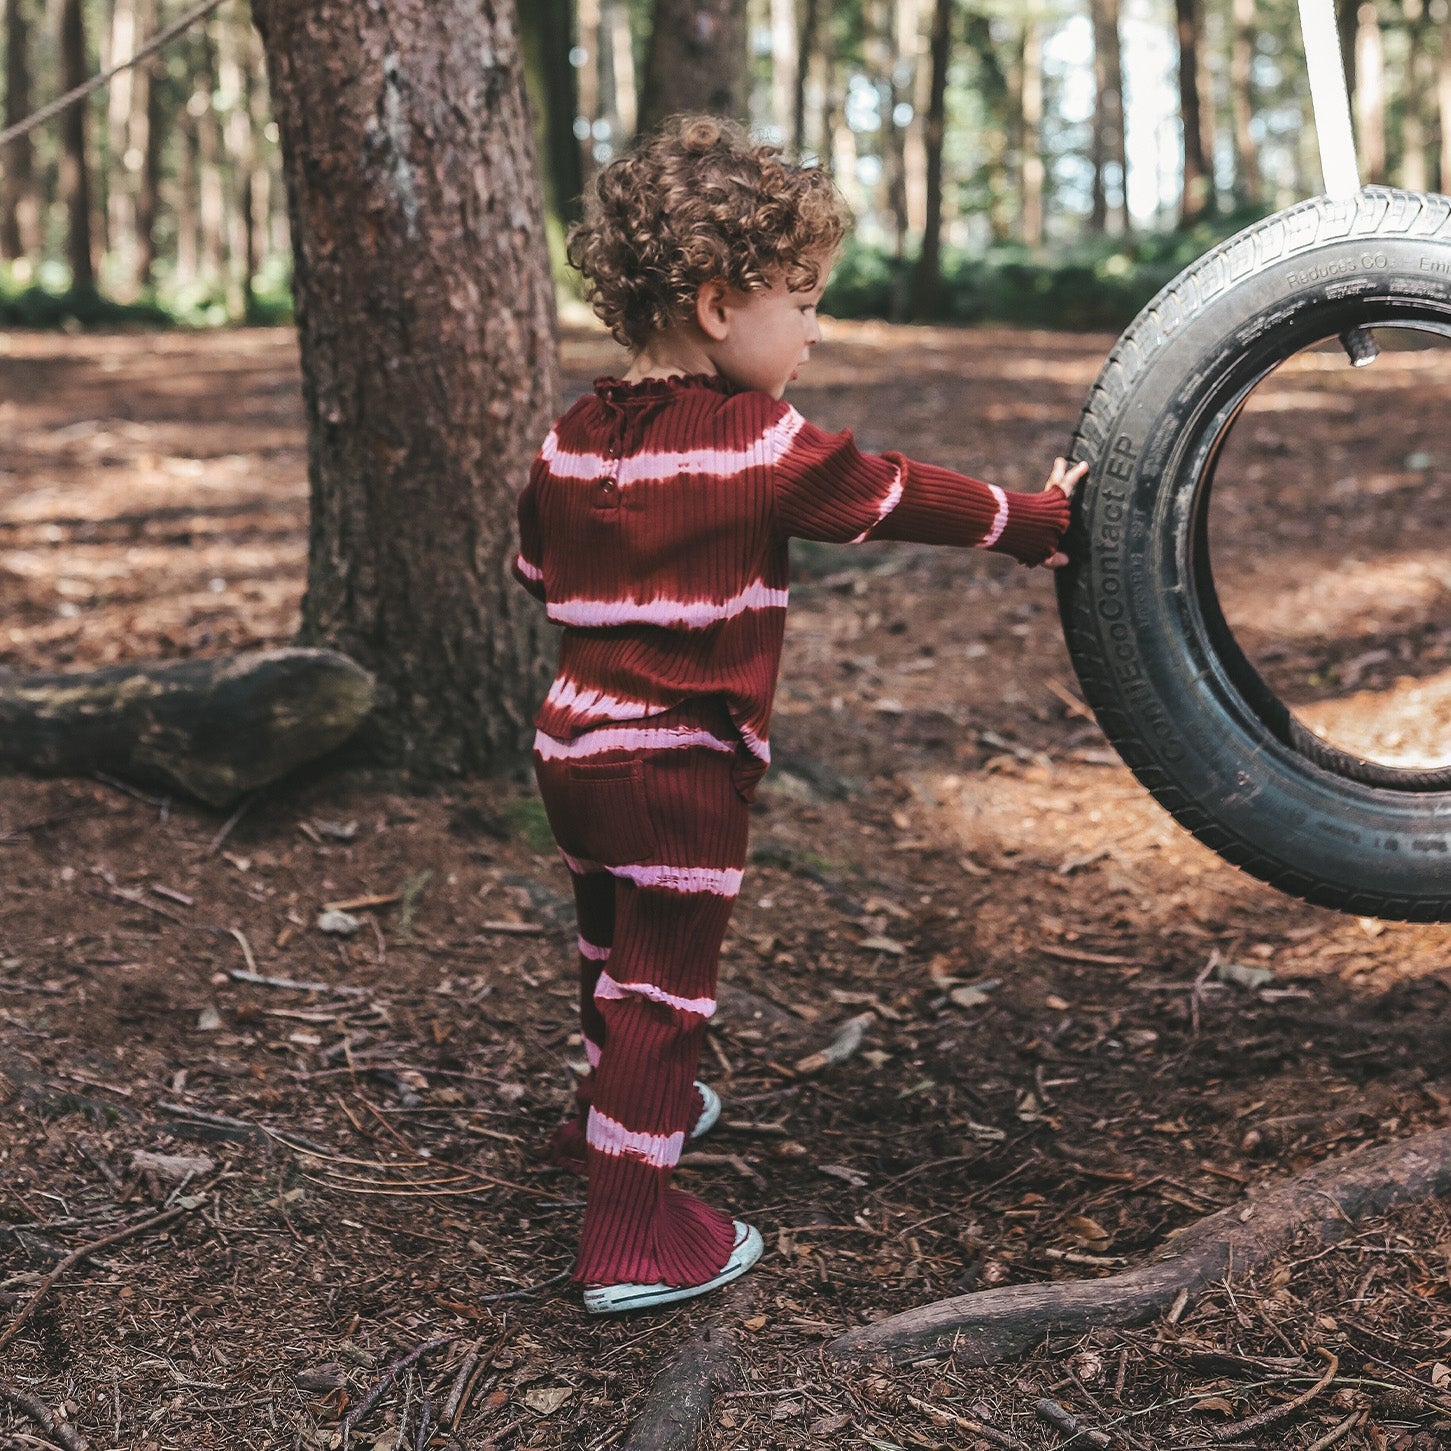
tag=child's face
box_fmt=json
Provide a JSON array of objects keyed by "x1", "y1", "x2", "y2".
[{"x1": 703, "y1": 261, "x2": 831, "y2": 400}]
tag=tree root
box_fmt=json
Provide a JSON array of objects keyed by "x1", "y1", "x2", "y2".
[
  {"x1": 827, "y1": 1125, "x2": 1451, "y2": 1367},
  {"x1": 621, "y1": 1282, "x2": 752, "y2": 1451}
]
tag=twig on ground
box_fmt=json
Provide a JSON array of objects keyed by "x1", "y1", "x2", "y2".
[
  {"x1": 203, "y1": 792, "x2": 254, "y2": 856},
  {"x1": 1034, "y1": 1396, "x2": 1111, "y2": 1448},
  {"x1": 341, "y1": 1334, "x2": 459, "y2": 1435},
  {"x1": 476, "y1": 1268, "x2": 572, "y2": 1303},
  {"x1": 1306, "y1": 1410, "x2": 1363, "y2": 1451},
  {"x1": 441, "y1": 1343, "x2": 480, "y2": 1427},
  {"x1": 228, "y1": 965, "x2": 369, "y2": 997},
  {"x1": 0, "y1": 1202, "x2": 199, "y2": 1354},
  {"x1": 903, "y1": 1392, "x2": 1024, "y2": 1448},
  {"x1": 1209, "y1": 1348, "x2": 1338, "y2": 1442},
  {"x1": 0, "y1": 1386, "x2": 90, "y2": 1451},
  {"x1": 793, "y1": 1011, "x2": 873, "y2": 1076}
]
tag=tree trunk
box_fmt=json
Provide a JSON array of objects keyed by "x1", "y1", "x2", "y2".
[
  {"x1": 910, "y1": 0, "x2": 951, "y2": 319},
  {"x1": 794, "y1": 0, "x2": 819, "y2": 153},
  {"x1": 1020, "y1": 17, "x2": 1044, "y2": 246},
  {"x1": 106, "y1": 0, "x2": 140, "y2": 293},
  {"x1": 2, "y1": 0, "x2": 40, "y2": 262},
  {"x1": 771, "y1": 0, "x2": 798, "y2": 143},
  {"x1": 1441, "y1": 0, "x2": 1451, "y2": 191},
  {"x1": 1176, "y1": 0, "x2": 1212, "y2": 225},
  {"x1": 638, "y1": 0, "x2": 750, "y2": 132},
  {"x1": 131, "y1": 0, "x2": 159, "y2": 291},
  {"x1": 577, "y1": 0, "x2": 602, "y2": 188},
  {"x1": 1230, "y1": 0, "x2": 1260, "y2": 205},
  {"x1": 606, "y1": 0, "x2": 637, "y2": 141},
  {"x1": 249, "y1": 0, "x2": 559, "y2": 775},
  {"x1": 219, "y1": 8, "x2": 256, "y2": 316},
  {"x1": 194, "y1": 24, "x2": 226, "y2": 287},
  {"x1": 1089, "y1": 0, "x2": 1127, "y2": 233},
  {"x1": 519, "y1": 0, "x2": 584, "y2": 228},
  {"x1": 1356, "y1": 0, "x2": 1386, "y2": 182},
  {"x1": 1400, "y1": 0, "x2": 1432, "y2": 191},
  {"x1": 59, "y1": 0, "x2": 96, "y2": 291}
]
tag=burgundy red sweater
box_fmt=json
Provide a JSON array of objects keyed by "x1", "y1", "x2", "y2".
[{"x1": 513, "y1": 372, "x2": 1069, "y2": 797}]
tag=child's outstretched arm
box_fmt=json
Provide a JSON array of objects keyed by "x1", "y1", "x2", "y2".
[{"x1": 771, "y1": 405, "x2": 1081, "y2": 566}]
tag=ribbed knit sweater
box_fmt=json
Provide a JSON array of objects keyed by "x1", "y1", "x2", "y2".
[{"x1": 513, "y1": 372, "x2": 1070, "y2": 797}]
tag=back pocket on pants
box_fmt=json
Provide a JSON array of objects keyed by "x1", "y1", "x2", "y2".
[{"x1": 541, "y1": 758, "x2": 657, "y2": 867}]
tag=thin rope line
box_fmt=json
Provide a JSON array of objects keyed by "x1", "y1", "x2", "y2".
[{"x1": 0, "y1": 0, "x2": 232, "y2": 152}]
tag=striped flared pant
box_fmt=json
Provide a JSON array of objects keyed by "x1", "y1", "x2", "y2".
[{"x1": 533, "y1": 699, "x2": 751, "y2": 1287}]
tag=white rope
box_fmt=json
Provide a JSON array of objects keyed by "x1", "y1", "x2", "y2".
[
  {"x1": 0, "y1": 0, "x2": 231, "y2": 152},
  {"x1": 1298, "y1": 0, "x2": 1362, "y2": 198}
]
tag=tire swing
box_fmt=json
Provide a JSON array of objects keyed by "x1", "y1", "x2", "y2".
[{"x1": 1056, "y1": 187, "x2": 1451, "y2": 921}]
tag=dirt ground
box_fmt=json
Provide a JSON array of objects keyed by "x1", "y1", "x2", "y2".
[{"x1": 2, "y1": 318, "x2": 1450, "y2": 1451}]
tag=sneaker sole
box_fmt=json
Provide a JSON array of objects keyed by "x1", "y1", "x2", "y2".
[{"x1": 582, "y1": 1220, "x2": 762, "y2": 1314}]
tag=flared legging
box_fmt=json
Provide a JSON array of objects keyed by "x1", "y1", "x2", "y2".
[{"x1": 533, "y1": 700, "x2": 750, "y2": 1287}]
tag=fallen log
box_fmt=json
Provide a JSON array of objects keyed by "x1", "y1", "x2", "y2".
[
  {"x1": 0, "y1": 648, "x2": 374, "y2": 807},
  {"x1": 827, "y1": 1125, "x2": 1451, "y2": 1367}
]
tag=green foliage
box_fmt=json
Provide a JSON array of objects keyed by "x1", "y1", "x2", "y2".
[
  {"x1": 495, "y1": 794, "x2": 556, "y2": 855},
  {"x1": 0, "y1": 257, "x2": 295, "y2": 331},
  {"x1": 823, "y1": 204, "x2": 1280, "y2": 332}
]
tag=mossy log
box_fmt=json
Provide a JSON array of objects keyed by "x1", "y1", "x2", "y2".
[
  {"x1": 827, "y1": 1126, "x2": 1451, "y2": 1367},
  {"x1": 0, "y1": 648, "x2": 375, "y2": 808}
]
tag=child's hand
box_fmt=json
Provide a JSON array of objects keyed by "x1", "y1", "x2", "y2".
[{"x1": 1043, "y1": 457, "x2": 1089, "y2": 569}]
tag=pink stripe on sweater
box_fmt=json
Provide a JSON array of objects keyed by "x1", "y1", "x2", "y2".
[
  {"x1": 583, "y1": 1034, "x2": 602, "y2": 1068},
  {"x1": 537, "y1": 726, "x2": 737, "y2": 761},
  {"x1": 559, "y1": 850, "x2": 744, "y2": 897},
  {"x1": 544, "y1": 676, "x2": 657, "y2": 721},
  {"x1": 594, "y1": 969, "x2": 716, "y2": 1017},
  {"x1": 542, "y1": 409, "x2": 805, "y2": 488},
  {"x1": 586, "y1": 1107, "x2": 684, "y2": 1168},
  {"x1": 577, "y1": 935, "x2": 611, "y2": 961},
  {"x1": 547, "y1": 579, "x2": 789, "y2": 629},
  {"x1": 849, "y1": 461, "x2": 906, "y2": 544},
  {"x1": 977, "y1": 484, "x2": 1010, "y2": 548},
  {"x1": 515, "y1": 553, "x2": 543, "y2": 582}
]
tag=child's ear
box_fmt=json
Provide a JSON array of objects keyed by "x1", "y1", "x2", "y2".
[{"x1": 695, "y1": 281, "x2": 732, "y2": 342}]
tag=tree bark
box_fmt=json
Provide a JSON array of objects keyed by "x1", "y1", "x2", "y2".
[
  {"x1": 249, "y1": 0, "x2": 558, "y2": 775},
  {"x1": 194, "y1": 22, "x2": 227, "y2": 287},
  {"x1": 1176, "y1": 0, "x2": 1212, "y2": 225},
  {"x1": 59, "y1": 0, "x2": 96, "y2": 291},
  {"x1": 132, "y1": 0, "x2": 160, "y2": 291},
  {"x1": 2, "y1": 0, "x2": 40, "y2": 261},
  {"x1": 638, "y1": 0, "x2": 749, "y2": 133},
  {"x1": 219, "y1": 7, "x2": 257, "y2": 316},
  {"x1": 1230, "y1": 0, "x2": 1260, "y2": 205},
  {"x1": 828, "y1": 1126, "x2": 1451, "y2": 1366},
  {"x1": 0, "y1": 650, "x2": 375, "y2": 807},
  {"x1": 519, "y1": 0, "x2": 585, "y2": 227},
  {"x1": 910, "y1": 0, "x2": 951, "y2": 319},
  {"x1": 606, "y1": 0, "x2": 637, "y2": 141},
  {"x1": 1356, "y1": 0, "x2": 1386, "y2": 183}
]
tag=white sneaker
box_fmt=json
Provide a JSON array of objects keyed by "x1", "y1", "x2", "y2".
[
  {"x1": 690, "y1": 1080, "x2": 721, "y2": 1140},
  {"x1": 582, "y1": 1219, "x2": 763, "y2": 1315}
]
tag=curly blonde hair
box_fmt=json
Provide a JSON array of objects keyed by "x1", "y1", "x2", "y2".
[{"x1": 566, "y1": 115, "x2": 847, "y2": 352}]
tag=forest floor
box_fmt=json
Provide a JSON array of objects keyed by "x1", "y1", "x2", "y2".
[{"x1": 1, "y1": 319, "x2": 1450, "y2": 1451}]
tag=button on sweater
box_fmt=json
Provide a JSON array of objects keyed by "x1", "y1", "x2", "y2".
[{"x1": 513, "y1": 372, "x2": 1070, "y2": 798}]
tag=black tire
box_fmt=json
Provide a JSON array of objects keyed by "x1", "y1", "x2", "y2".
[{"x1": 1056, "y1": 186, "x2": 1451, "y2": 921}]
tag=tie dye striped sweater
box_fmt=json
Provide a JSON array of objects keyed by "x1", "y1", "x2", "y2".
[{"x1": 513, "y1": 372, "x2": 1070, "y2": 797}]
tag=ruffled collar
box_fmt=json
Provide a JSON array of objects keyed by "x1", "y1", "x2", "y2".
[{"x1": 593, "y1": 372, "x2": 739, "y2": 404}]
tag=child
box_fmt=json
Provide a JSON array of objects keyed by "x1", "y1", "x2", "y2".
[{"x1": 512, "y1": 115, "x2": 1086, "y2": 1315}]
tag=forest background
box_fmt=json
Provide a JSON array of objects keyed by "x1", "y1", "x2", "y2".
[{"x1": 3, "y1": 0, "x2": 1450, "y2": 336}]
